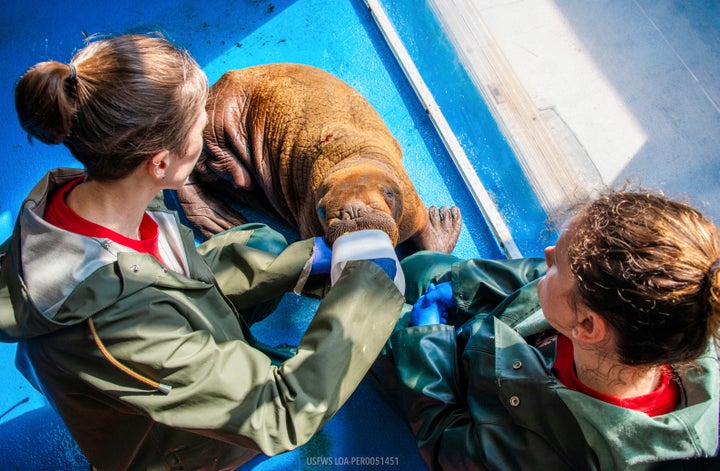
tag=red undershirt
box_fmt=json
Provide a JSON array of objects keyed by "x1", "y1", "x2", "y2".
[
  {"x1": 44, "y1": 177, "x2": 165, "y2": 264},
  {"x1": 553, "y1": 334, "x2": 679, "y2": 416}
]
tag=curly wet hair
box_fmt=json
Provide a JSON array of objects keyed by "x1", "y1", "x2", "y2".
[{"x1": 565, "y1": 190, "x2": 720, "y2": 366}]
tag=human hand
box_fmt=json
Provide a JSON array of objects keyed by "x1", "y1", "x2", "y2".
[
  {"x1": 310, "y1": 237, "x2": 332, "y2": 275},
  {"x1": 410, "y1": 282, "x2": 455, "y2": 326},
  {"x1": 424, "y1": 281, "x2": 455, "y2": 309}
]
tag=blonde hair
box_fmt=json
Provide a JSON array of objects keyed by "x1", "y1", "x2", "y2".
[
  {"x1": 15, "y1": 33, "x2": 208, "y2": 180},
  {"x1": 565, "y1": 190, "x2": 720, "y2": 365}
]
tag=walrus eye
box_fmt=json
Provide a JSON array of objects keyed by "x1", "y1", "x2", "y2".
[
  {"x1": 383, "y1": 187, "x2": 401, "y2": 219},
  {"x1": 383, "y1": 188, "x2": 396, "y2": 205},
  {"x1": 317, "y1": 206, "x2": 326, "y2": 222}
]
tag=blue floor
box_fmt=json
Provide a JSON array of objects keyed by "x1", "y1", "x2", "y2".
[{"x1": 0, "y1": 1, "x2": 548, "y2": 469}]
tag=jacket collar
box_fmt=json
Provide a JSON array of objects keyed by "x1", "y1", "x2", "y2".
[
  {"x1": 492, "y1": 317, "x2": 719, "y2": 466},
  {"x1": 0, "y1": 168, "x2": 215, "y2": 340}
]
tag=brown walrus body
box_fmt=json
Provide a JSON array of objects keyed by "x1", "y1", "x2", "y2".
[{"x1": 176, "y1": 63, "x2": 461, "y2": 252}]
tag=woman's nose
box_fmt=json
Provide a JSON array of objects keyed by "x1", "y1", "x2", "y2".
[{"x1": 544, "y1": 246, "x2": 555, "y2": 267}]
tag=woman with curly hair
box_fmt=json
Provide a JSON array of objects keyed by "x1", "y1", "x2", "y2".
[{"x1": 377, "y1": 190, "x2": 719, "y2": 469}]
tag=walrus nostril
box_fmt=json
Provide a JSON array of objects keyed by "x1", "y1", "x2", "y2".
[{"x1": 339, "y1": 206, "x2": 365, "y2": 219}]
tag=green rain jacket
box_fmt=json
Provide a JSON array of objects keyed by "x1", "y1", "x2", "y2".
[
  {"x1": 0, "y1": 168, "x2": 404, "y2": 470},
  {"x1": 378, "y1": 253, "x2": 719, "y2": 470}
]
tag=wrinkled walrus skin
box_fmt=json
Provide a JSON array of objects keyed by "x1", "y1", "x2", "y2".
[{"x1": 176, "y1": 63, "x2": 462, "y2": 252}]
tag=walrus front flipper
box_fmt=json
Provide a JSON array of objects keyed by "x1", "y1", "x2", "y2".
[
  {"x1": 174, "y1": 179, "x2": 248, "y2": 239},
  {"x1": 410, "y1": 206, "x2": 462, "y2": 254}
]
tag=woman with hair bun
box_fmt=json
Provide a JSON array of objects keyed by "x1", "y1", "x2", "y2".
[
  {"x1": 376, "y1": 189, "x2": 720, "y2": 469},
  {"x1": 1, "y1": 33, "x2": 404, "y2": 470}
]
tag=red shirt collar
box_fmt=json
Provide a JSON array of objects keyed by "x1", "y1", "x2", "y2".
[
  {"x1": 553, "y1": 333, "x2": 679, "y2": 416},
  {"x1": 44, "y1": 177, "x2": 164, "y2": 264}
]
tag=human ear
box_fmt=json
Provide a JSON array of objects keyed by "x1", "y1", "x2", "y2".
[
  {"x1": 147, "y1": 150, "x2": 170, "y2": 180},
  {"x1": 571, "y1": 310, "x2": 608, "y2": 345}
]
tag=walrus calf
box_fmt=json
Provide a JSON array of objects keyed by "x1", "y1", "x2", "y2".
[{"x1": 176, "y1": 63, "x2": 462, "y2": 253}]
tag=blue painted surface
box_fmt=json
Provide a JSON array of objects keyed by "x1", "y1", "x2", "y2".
[
  {"x1": 0, "y1": 0, "x2": 548, "y2": 469},
  {"x1": 378, "y1": 0, "x2": 551, "y2": 257}
]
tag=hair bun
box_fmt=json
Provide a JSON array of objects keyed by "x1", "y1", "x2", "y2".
[{"x1": 14, "y1": 60, "x2": 77, "y2": 144}]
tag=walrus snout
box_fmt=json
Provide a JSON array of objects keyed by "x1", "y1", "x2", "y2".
[
  {"x1": 324, "y1": 209, "x2": 400, "y2": 247},
  {"x1": 317, "y1": 168, "x2": 403, "y2": 246}
]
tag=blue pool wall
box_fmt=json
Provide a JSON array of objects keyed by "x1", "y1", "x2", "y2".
[
  {"x1": 379, "y1": 0, "x2": 553, "y2": 256},
  {"x1": 0, "y1": 0, "x2": 551, "y2": 469}
]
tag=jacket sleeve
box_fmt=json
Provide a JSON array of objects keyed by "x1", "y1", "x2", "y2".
[
  {"x1": 194, "y1": 225, "x2": 316, "y2": 306},
  {"x1": 401, "y1": 253, "x2": 546, "y2": 328},
  {"x1": 451, "y1": 257, "x2": 546, "y2": 325},
  {"x1": 73, "y1": 259, "x2": 404, "y2": 456},
  {"x1": 388, "y1": 324, "x2": 467, "y2": 467},
  {"x1": 392, "y1": 323, "x2": 516, "y2": 470}
]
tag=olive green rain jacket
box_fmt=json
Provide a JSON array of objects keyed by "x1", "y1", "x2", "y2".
[
  {"x1": 0, "y1": 168, "x2": 404, "y2": 471},
  {"x1": 376, "y1": 253, "x2": 720, "y2": 470}
]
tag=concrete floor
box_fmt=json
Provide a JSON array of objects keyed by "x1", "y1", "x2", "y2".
[{"x1": 432, "y1": 0, "x2": 720, "y2": 222}]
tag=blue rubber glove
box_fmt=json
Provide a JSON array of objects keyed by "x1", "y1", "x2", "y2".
[
  {"x1": 367, "y1": 257, "x2": 398, "y2": 280},
  {"x1": 410, "y1": 282, "x2": 455, "y2": 326},
  {"x1": 410, "y1": 296, "x2": 445, "y2": 326},
  {"x1": 310, "y1": 237, "x2": 332, "y2": 275},
  {"x1": 424, "y1": 281, "x2": 455, "y2": 309}
]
